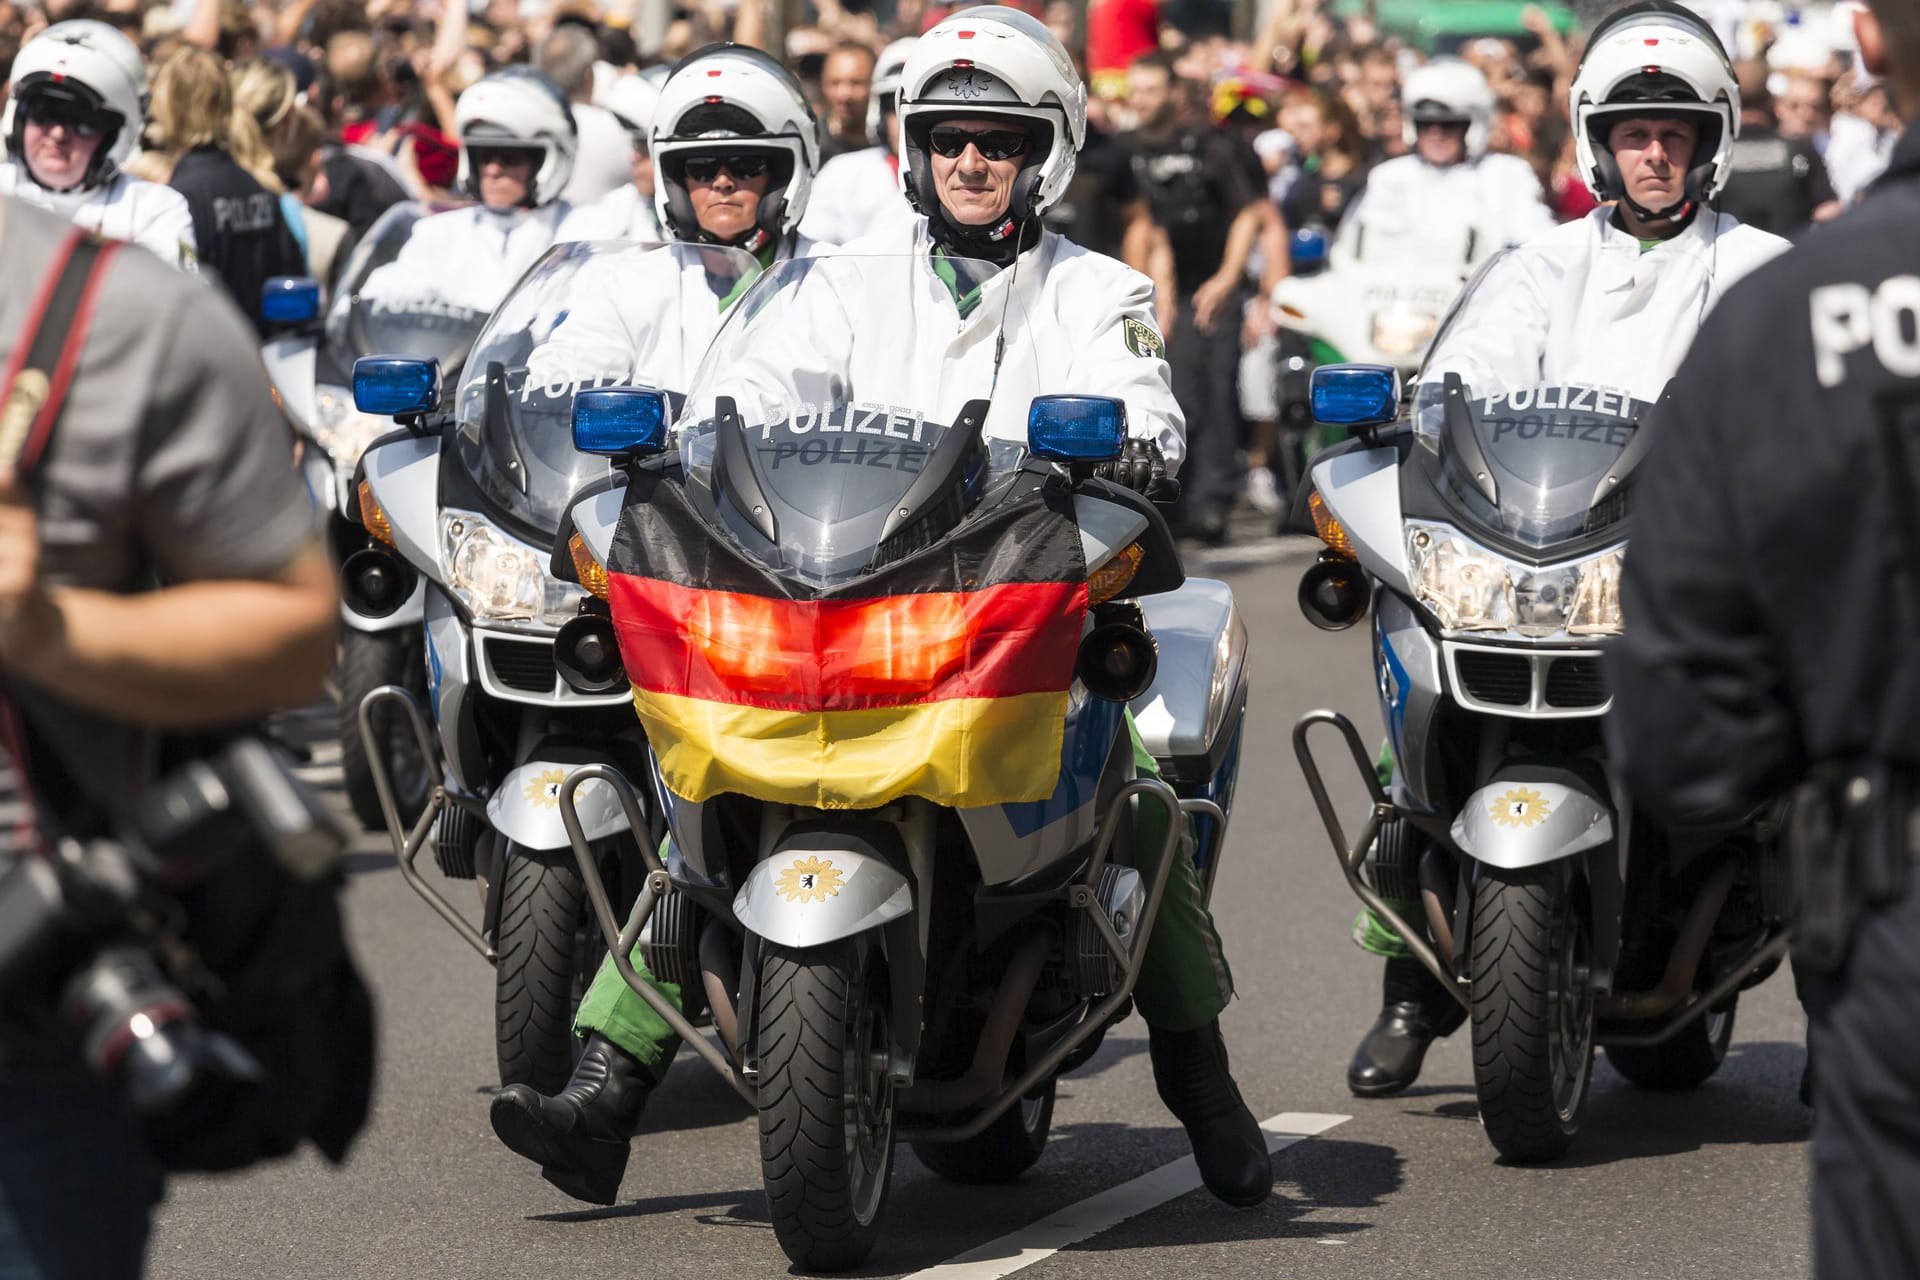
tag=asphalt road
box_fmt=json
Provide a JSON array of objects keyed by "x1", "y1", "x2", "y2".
[{"x1": 149, "y1": 535, "x2": 1813, "y2": 1280}]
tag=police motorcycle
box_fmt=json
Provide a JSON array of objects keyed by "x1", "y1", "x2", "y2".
[
  {"x1": 1291, "y1": 245, "x2": 1790, "y2": 1163},
  {"x1": 546, "y1": 255, "x2": 1249, "y2": 1269},
  {"x1": 259, "y1": 203, "x2": 490, "y2": 831},
  {"x1": 346, "y1": 239, "x2": 760, "y2": 1094}
]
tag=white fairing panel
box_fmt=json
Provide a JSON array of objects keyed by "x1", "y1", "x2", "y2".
[
  {"x1": 1074, "y1": 494, "x2": 1150, "y2": 574},
  {"x1": 262, "y1": 334, "x2": 317, "y2": 430},
  {"x1": 572, "y1": 482, "x2": 626, "y2": 571},
  {"x1": 1130, "y1": 579, "x2": 1247, "y2": 763},
  {"x1": 1310, "y1": 447, "x2": 1410, "y2": 595},
  {"x1": 361, "y1": 435, "x2": 443, "y2": 577}
]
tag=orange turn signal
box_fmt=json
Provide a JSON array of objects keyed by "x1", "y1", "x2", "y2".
[
  {"x1": 1088, "y1": 542, "x2": 1145, "y2": 607},
  {"x1": 1308, "y1": 492, "x2": 1354, "y2": 559},
  {"x1": 569, "y1": 533, "x2": 611, "y2": 601},
  {"x1": 357, "y1": 480, "x2": 395, "y2": 547}
]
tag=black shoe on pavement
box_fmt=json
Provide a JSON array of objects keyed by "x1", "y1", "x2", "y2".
[
  {"x1": 490, "y1": 1033, "x2": 655, "y2": 1205},
  {"x1": 1347, "y1": 956, "x2": 1467, "y2": 1098},
  {"x1": 1149, "y1": 1020, "x2": 1272, "y2": 1207}
]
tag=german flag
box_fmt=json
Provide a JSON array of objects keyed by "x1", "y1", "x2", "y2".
[{"x1": 603, "y1": 473, "x2": 1088, "y2": 809}]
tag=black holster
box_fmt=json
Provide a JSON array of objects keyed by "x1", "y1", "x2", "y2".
[{"x1": 1788, "y1": 761, "x2": 1914, "y2": 976}]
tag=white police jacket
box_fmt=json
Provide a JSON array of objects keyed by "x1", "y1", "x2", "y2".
[
  {"x1": 0, "y1": 162, "x2": 195, "y2": 269},
  {"x1": 799, "y1": 146, "x2": 916, "y2": 248},
  {"x1": 358, "y1": 200, "x2": 576, "y2": 315},
  {"x1": 1341, "y1": 152, "x2": 1555, "y2": 266},
  {"x1": 1422, "y1": 205, "x2": 1791, "y2": 403},
  {"x1": 557, "y1": 181, "x2": 663, "y2": 244},
  {"x1": 712, "y1": 217, "x2": 1184, "y2": 471},
  {"x1": 525, "y1": 231, "x2": 829, "y2": 396}
]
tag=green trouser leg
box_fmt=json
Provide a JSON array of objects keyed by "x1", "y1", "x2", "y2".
[
  {"x1": 1352, "y1": 738, "x2": 1418, "y2": 958},
  {"x1": 1122, "y1": 714, "x2": 1236, "y2": 1034},
  {"x1": 573, "y1": 838, "x2": 683, "y2": 1081},
  {"x1": 572, "y1": 716, "x2": 1239, "y2": 1065}
]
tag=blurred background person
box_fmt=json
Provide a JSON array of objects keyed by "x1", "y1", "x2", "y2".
[
  {"x1": 145, "y1": 46, "x2": 305, "y2": 334},
  {"x1": 537, "y1": 18, "x2": 630, "y2": 203},
  {"x1": 562, "y1": 70, "x2": 664, "y2": 242},
  {"x1": 1721, "y1": 58, "x2": 1841, "y2": 237},
  {"x1": 816, "y1": 38, "x2": 875, "y2": 161}
]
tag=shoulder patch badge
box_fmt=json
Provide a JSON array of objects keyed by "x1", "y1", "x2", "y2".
[{"x1": 1123, "y1": 317, "x2": 1165, "y2": 359}]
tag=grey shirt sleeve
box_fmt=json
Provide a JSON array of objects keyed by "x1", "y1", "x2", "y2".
[{"x1": 133, "y1": 271, "x2": 318, "y2": 582}]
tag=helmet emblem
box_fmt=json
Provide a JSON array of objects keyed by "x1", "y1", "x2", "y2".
[{"x1": 946, "y1": 70, "x2": 988, "y2": 99}]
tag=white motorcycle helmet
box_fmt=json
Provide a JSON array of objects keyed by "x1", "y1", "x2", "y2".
[
  {"x1": 2, "y1": 20, "x2": 148, "y2": 193},
  {"x1": 867, "y1": 37, "x2": 919, "y2": 152},
  {"x1": 601, "y1": 73, "x2": 661, "y2": 146},
  {"x1": 650, "y1": 44, "x2": 819, "y2": 249},
  {"x1": 1400, "y1": 58, "x2": 1495, "y2": 162},
  {"x1": 1570, "y1": 0, "x2": 1739, "y2": 218},
  {"x1": 454, "y1": 68, "x2": 579, "y2": 209},
  {"x1": 897, "y1": 7, "x2": 1087, "y2": 240}
]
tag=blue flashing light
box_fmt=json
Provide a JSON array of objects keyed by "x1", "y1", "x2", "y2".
[
  {"x1": 352, "y1": 356, "x2": 442, "y2": 418},
  {"x1": 1290, "y1": 226, "x2": 1330, "y2": 270},
  {"x1": 1310, "y1": 363, "x2": 1401, "y2": 428},
  {"x1": 1027, "y1": 395, "x2": 1128, "y2": 463},
  {"x1": 573, "y1": 387, "x2": 670, "y2": 457},
  {"x1": 261, "y1": 276, "x2": 321, "y2": 326}
]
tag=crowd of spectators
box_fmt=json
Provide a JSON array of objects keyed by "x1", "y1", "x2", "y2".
[{"x1": 0, "y1": 0, "x2": 1902, "y2": 538}]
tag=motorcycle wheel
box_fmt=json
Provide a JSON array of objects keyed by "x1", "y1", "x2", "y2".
[
  {"x1": 757, "y1": 939, "x2": 895, "y2": 1271},
  {"x1": 1605, "y1": 998, "x2": 1737, "y2": 1092},
  {"x1": 338, "y1": 627, "x2": 432, "y2": 832},
  {"x1": 911, "y1": 1080, "x2": 1055, "y2": 1184},
  {"x1": 1469, "y1": 863, "x2": 1594, "y2": 1164},
  {"x1": 494, "y1": 845, "x2": 595, "y2": 1094}
]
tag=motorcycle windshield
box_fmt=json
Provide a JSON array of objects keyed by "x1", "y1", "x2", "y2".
[
  {"x1": 677, "y1": 253, "x2": 1034, "y2": 590},
  {"x1": 1407, "y1": 240, "x2": 1720, "y2": 551},
  {"x1": 324, "y1": 203, "x2": 488, "y2": 367},
  {"x1": 453, "y1": 239, "x2": 760, "y2": 537}
]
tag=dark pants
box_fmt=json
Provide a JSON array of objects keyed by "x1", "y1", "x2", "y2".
[
  {"x1": 1168, "y1": 288, "x2": 1245, "y2": 535},
  {"x1": 1803, "y1": 877, "x2": 1920, "y2": 1279},
  {"x1": 0, "y1": 1074, "x2": 162, "y2": 1280}
]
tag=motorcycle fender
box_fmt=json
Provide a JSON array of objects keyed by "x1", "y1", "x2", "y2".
[
  {"x1": 339, "y1": 577, "x2": 426, "y2": 631},
  {"x1": 360, "y1": 434, "x2": 442, "y2": 578},
  {"x1": 1451, "y1": 770, "x2": 1614, "y2": 870},
  {"x1": 734, "y1": 848, "x2": 912, "y2": 950},
  {"x1": 485, "y1": 760, "x2": 631, "y2": 851}
]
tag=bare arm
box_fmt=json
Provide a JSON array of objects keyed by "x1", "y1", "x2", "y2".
[
  {"x1": 5, "y1": 544, "x2": 337, "y2": 729},
  {"x1": 183, "y1": 0, "x2": 222, "y2": 50},
  {"x1": 1254, "y1": 199, "x2": 1288, "y2": 296},
  {"x1": 1191, "y1": 202, "x2": 1262, "y2": 332},
  {"x1": 732, "y1": 0, "x2": 770, "y2": 54},
  {"x1": 1147, "y1": 225, "x2": 1178, "y2": 338}
]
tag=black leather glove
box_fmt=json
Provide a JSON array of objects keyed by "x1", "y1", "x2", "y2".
[{"x1": 1093, "y1": 439, "x2": 1182, "y2": 504}]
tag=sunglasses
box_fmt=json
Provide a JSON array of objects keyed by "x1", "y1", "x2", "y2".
[
  {"x1": 927, "y1": 126, "x2": 1031, "y2": 161},
  {"x1": 683, "y1": 154, "x2": 774, "y2": 182},
  {"x1": 23, "y1": 98, "x2": 108, "y2": 140}
]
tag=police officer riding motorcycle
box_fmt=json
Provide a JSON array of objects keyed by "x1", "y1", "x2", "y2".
[
  {"x1": 0, "y1": 20, "x2": 195, "y2": 267},
  {"x1": 487, "y1": 12, "x2": 1273, "y2": 1227},
  {"x1": 1336, "y1": 0, "x2": 1793, "y2": 1106}
]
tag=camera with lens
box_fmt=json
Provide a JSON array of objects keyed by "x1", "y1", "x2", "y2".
[{"x1": 0, "y1": 738, "x2": 345, "y2": 1156}]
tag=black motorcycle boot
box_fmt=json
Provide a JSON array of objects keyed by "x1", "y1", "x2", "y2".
[
  {"x1": 1347, "y1": 956, "x2": 1467, "y2": 1098},
  {"x1": 1149, "y1": 1020, "x2": 1272, "y2": 1207},
  {"x1": 490, "y1": 1033, "x2": 655, "y2": 1205}
]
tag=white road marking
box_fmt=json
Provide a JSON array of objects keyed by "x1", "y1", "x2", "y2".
[{"x1": 901, "y1": 1112, "x2": 1350, "y2": 1280}]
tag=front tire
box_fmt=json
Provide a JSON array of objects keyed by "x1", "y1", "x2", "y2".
[
  {"x1": 757, "y1": 941, "x2": 895, "y2": 1271},
  {"x1": 1469, "y1": 863, "x2": 1594, "y2": 1164},
  {"x1": 494, "y1": 846, "x2": 596, "y2": 1093},
  {"x1": 911, "y1": 1080, "x2": 1055, "y2": 1184},
  {"x1": 1606, "y1": 998, "x2": 1737, "y2": 1091},
  {"x1": 339, "y1": 627, "x2": 431, "y2": 832}
]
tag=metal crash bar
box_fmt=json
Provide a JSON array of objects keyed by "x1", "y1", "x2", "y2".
[
  {"x1": 357, "y1": 684, "x2": 495, "y2": 962},
  {"x1": 1292, "y1": 708, "x2": 1469, "y2": 1012}
]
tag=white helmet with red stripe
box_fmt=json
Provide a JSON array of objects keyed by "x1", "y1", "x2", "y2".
[
  {"x1": 1571, "y1": 0, "x2": 1740, "y2": 216},
  {"x1": 897, "y1": 8, "x2": 1087, "y2": 225},
  {"x1": 3, "y1": 20, "x2": 148, "y2": 192}
]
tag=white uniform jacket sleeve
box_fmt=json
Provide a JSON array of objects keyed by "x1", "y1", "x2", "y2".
[
  {"x1": 120, "y1": 180, "x2": 198, "y2": 271},
  {"x1": 1040, "y1": 241, "x2": 1185, "y2": 473}
]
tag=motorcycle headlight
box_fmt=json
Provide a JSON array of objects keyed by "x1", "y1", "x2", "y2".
[
  {"x1": 1566, "y1": 548, "x2": 1625, "y2": 636},
  {"x1": 1407, "y1": 522, "x2": 1626, "y2": 638},
  {"x1": 1406, "y1": 525, "x2": 1513, "y2": 631},
  {"x1": 309, "y1": 383, "x2": 394, "y2": 470},
  {"x1": 1370, "y1": 309, "x2": 1440, "y2": 359},
  {"x1": 440, "y1": 509, "x2": 584, "y2": 628}
]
